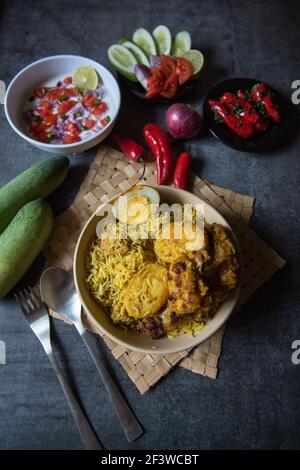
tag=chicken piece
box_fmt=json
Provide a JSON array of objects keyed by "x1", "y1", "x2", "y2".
[
  {"x1": 194, "y1": 248, "x2": 211, "y2": 273},
  {"x1": 216, "y1": 254, "x2": 239, "y2": 290},
  {"x1": 167, "y1": 259, "x2": 201, "y2": 316},
  {"x1": 124, "y1": 263, "x2": 168, "y2": 319},
  {"x1": 194, "y1": 277, "x2": 216, "y2": 319},
  {"x1": 210, "y1": 223, "x2": 237, "y2": 262},
  {"x1": 100, "y1": 232, "x2": 130, "y2": 255},
  {"x1": 154, "y1": 222, "x2": 209, "y2": 265},
  {"x1": 163, "y1": 277, "x2": 214, "y2": 332},
  {"x1": 138, "y1": 316, "x2": 165, "y2": 339},
  {"x1": 198, "y1": 276, "x2": 210, "y2": 298}
]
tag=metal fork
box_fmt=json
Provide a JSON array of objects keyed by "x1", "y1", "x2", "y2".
[{"x1": 15, "y1": 288, "x2": 103, "y2": 450}]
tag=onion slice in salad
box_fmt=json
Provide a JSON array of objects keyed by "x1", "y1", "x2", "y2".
[{"x1": 134, "y1": 64, "x2": 151, "y2": 89}]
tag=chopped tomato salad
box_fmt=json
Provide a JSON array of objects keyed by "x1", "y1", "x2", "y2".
[{"x1": 25, "y1": 76, "x2": 110, "y2": 144}]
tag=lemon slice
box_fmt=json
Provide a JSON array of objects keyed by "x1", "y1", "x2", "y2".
[
  {"x1": 182, "y1": 50, "x2": 204, "y2": 79},
  {"x1": 73, "y1": 66, "x2": 98, "y2": 90}
]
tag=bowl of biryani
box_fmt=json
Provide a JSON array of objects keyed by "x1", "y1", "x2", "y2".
[{"x1": 74, "y1": 184, "x2": 241, "y2": 354}]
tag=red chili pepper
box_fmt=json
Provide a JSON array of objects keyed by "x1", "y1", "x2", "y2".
[
  {"x1": 220, "y1": 92, "x2": 260, "y2": 125},
  {"x1": 173, "y1": 151, "x2": 192, "y2": 189},
  {"x1": 208, "y1": 99, "x2": 255, "y2": 139},
  {"x1": 143, "y1": 123, "x2": 173, "y2": 185},
  {"x1": 251, "y1": 82, "x2": 268, "y2": 98},
  {"x1": 237, "y1": 88, "x2": 271, "y2": 132},
  {"x1": 251, "y1": 83, "x2": 281, "y2": 123},
  {"x1": 112, "y1": 132, "x2": 146, "y2": 162}
]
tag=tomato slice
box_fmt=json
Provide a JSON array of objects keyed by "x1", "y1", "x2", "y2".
[
  {"x1": 34, "y1": 128, "x2": 55, "y2": 143},
  {"x1": 47, "y1": 87, "x2": 66, "y2": 101},
  {"x1": 30, "y1": 120, "x2": 40, "y2": 131},
  {"x1": 35, "y1": 108, "x2": 50, "y2": 118},
  {"x1": 82, "y1": 94, "x2": 99, "y2": 108},
  {"x1": 31, "y1": 121, "x2": 46, "y2": 136},
  {"x1": 158, "y1": 64, "x2": 172, "y2": 80},
  {"x1": 176, "y1": 57, "x2": 193, "y2": 85},
  {"x1": 146, "y1": 69, "x2": 165, "y2": 99},
  {"x1": 82, "y1": 94, "x2": 92, "y2": 106},
  {"x1": 35, "y1": 100, "x2": 52, "y2": 117},
  {"x1": 41, "y1": 100, "x2": 52, "y2": 109},
  {"x1": 44, "y1": 113, "x2": 58, "y2": 127},
  {"x1": 85, "y1": 119, "x2": 96, "y2": 129},
  {"x1": 160, "y1": 71, "x2": 178, "y2": 98},
  {"x1": 65, "y1": 122, "x2": 80, "y2": 135},
  {"x1": 160, "y1": 55, "x2": 176, "y2": 74},
  {"x1": 93, "y1": 102, "x2": 108, "y2": 116},
  {"x1": 64, "y1": 87, "x2": 79, "y2": 97},
  {"x1": 36, "y1": 131, "x2": 51, "y2": 143},
  {"x1": 63, "y1": 76, "x2": 73, "y2": 84},
  {"x1": 58, "y1": 99, "x2": 77, "y2": 115},
  {"x1": 81, "y1": 95, "x2": 91, "y2": 106},
  {"x1": 63, "y1": 134, "x2": 81, "y2": 144},
  {"x1": 33, "y1": 87, "x2": 49, "y2": 98}
]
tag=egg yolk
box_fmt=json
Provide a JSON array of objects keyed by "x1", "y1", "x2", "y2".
[{"x1": 119, "y1": 195, "x2": 152, "y2": 225}]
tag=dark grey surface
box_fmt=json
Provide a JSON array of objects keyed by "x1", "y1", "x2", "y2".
[{"x1": 0, "y1": 0, "x2": 300, "y2": 450}]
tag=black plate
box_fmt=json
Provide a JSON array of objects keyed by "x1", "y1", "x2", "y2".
[
  {"x1": 203, "y1": 78, "x2": 287, "y2": 152},
  {"x1": 117, "y1": 72, "x2": 198, "y2": 103}
]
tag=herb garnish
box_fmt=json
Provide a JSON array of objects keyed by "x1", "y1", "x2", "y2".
[
  {"x1": 212, "y1": 110, "x2": 224, "y2": 124},
  {"x1": 47, "y1": 132, "x2": 55, "y2": 141},
  {"x1": 232, "y1": 103, "x2": 242, "y2": 115},
  {"x1": 59, "y1": 95, "x2": 69, "y2": 102}
]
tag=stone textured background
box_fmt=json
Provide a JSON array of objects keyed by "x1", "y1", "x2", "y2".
[{"x1": 0, "y1": 0, "x2": 299, "y2": 450}]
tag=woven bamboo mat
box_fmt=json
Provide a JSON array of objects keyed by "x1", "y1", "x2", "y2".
[{"x1": 43, "y1": 145, "x2": 286, "y2": 394}]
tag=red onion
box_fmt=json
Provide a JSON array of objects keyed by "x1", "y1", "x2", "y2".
[
  {"x1": 134, "y1": 64, "x2": 151, "y2": 89},
  {"x1": 165, "y1": 103, "x2": 202, "y2": 139},
  {"x1": 149, "y1": 55, "x2": 161, "y2": 68}
]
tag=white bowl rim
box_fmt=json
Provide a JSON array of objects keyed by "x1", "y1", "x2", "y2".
[
  {"x1": 73, "y1": 184, "x2": 241, "y2": 355},
  {"x1": 4, "y1": 54, "x2": 121, "y2": 149}
]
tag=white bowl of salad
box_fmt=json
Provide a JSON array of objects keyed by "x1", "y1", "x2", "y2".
[{"x1": 4, "y1": 55, "x2": 121, "y2": 154}]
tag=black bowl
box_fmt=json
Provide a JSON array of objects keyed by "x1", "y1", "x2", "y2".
[
  {"x1": 117, "y1": 72, "x2": 198, "y2": 103},
  {"x1": 203, "y1": 78, "x2": 287, "y2": 152}
]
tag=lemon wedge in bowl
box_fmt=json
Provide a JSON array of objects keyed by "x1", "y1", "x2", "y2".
[{"x1": 74, "y1": 65, "x2": 98, "y2": 90}]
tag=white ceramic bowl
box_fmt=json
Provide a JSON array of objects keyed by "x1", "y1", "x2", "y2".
[
  {"x1": 74, "y1": 185, "x2": 241, "y2": 355},
  {"x1": 4, "y1": 55, "x2": 121, "y2": 154}
]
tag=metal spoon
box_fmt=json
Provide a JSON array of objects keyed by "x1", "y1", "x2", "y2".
[{"x1": 40, "y1": 267, "x2": 143, "y2": 443}]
